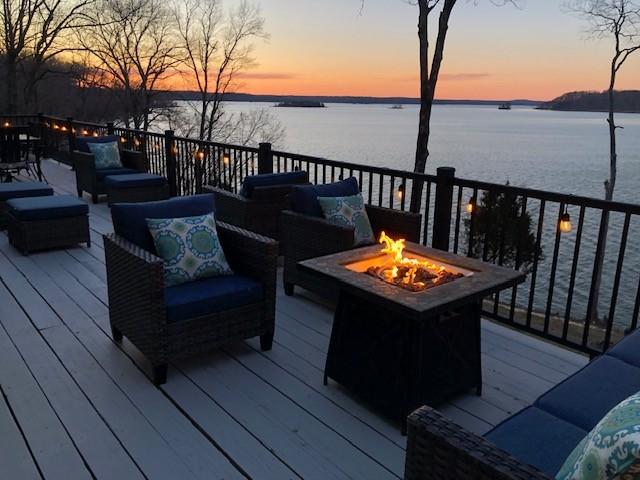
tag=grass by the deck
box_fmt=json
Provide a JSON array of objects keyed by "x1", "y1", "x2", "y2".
[{"x1": 0, "y1": 160, "x2": 588, "y2": 479}]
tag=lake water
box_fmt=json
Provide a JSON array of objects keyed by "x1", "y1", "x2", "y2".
[{"x1": 215, "y1": 102, "x2": 639, "y2": 331}]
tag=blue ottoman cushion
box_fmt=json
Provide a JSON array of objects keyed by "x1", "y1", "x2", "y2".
[
  {"x1": 0, "y1": 181, "x2": 53, "y2": 201},
  {"x1": 110, "y1": 194, "x2": 215, "y2": 253},
  {"x1": 95, "y1": 167, "x2": 139, "y2": 180},
  {"x1": 534, "y1": 355, "x2": 640, "y2": 431},
  {"x1": 7, "y1": 195, "x2": 89, "y2": 221},
  {"x1": 240, "y1": 171, "x2": 308, "y2": 198},
  {"x1": 606, "y1": 329, "x2": 640, "y2": 368},
  {"x1": 75, "y1": 135, "x2": 120, "y2": 153},
  {"x1": 104, "y1": 173, "x2": 167, "y2": 188},
  {"x1": 485, "y1": 406, "x2": 587, "y2": 478},
  {"x1": 165, "y1": 274, "x2": 263, "y2": 323},
  {"x1": 290, "y1": 177, "x2": 359, "y2": 217}
]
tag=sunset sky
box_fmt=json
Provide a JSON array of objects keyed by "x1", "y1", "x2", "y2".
[{"x1": 215, "y1": 0, "x2": 640, "y2": 101}]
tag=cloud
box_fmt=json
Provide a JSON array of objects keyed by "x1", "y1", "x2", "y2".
[
  {"x1": 236, "y1": 72, "x2": 298, "y2": 80},
  {"x1": 393, "y1": 73, "x2": 490, "y2": 82}
]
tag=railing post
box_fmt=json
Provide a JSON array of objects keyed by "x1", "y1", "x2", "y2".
[
  {"x1": 258, "y1": 142, "x2": 273, "y2": 174},
  {"x1": 432, "y1": 166, "x2": 456, "y2": 251},
  {"x1": 164, "y1": 130, "x2": 178, "y2": 197},
  {"x1": 66, "y1": 117, "x2": 76, "y2": 153},
  {"x1": 107, "y1": 122, "x2": 114, "y2": 135}
]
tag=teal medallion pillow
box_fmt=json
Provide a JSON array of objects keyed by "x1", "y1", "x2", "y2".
[
  {"x1": 87, "y1": 141, "x2": 122, "y2": 169},
  {"x1": 318, "y1": 193, "x2": 375, "y2": 246},
  {"x1": 556, "y1": 391, "x2": 640, "y2": 480},
  {"x1": 146, "y1": 213, "x2": 233, "y2": 287}
]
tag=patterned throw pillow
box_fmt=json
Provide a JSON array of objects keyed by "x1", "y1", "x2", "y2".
[
  {"x1": 87, "y1": 141, "x2": 122, "y2": 169},
  {"x1": 318, "y1": 193, "x2": 375, "y2": 246},
  {"x1": 146, "y1": 213, "x2": 233, "y2": 287},
  {"x1": 556, "y1": 391, "x2": 640, "y2": 480}
]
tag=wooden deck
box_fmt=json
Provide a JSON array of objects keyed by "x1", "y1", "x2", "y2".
[{"x1": 0, "y1": 160, "x2": 589, "y2": 480}]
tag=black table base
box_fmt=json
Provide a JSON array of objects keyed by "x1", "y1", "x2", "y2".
[{"x1": 324, "y1": 291, "x2": 482, "y2": 433}]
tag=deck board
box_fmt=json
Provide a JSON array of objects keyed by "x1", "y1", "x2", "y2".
[{"x1": 0, "y1": 159, "x2": 590, "y2": 479}]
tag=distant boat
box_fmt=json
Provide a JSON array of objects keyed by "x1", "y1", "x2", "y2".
[
  {"x1": 389, "y1": 104, "x2": 404, "y2": 110},
  {"x1": 498, "y1": 102, "x2": 512, "y2": 110},
  {"x1": 275, "y1": 100, "x2": 325, "y2": 108}
]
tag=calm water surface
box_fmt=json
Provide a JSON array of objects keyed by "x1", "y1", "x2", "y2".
[{"x1": 218, "y1": 102, "x2": 640, "y2": 329}]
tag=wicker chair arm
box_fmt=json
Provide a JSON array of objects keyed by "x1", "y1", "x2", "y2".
[
  {"x1": 216, "y1": 221, "x2": 278, "y2": 286},
  {"x1": 73, "y1": 150, "x2": 96, "y2": 173},
  {"x1": 365, "y1": 204, "x2": 422, "y2": 243},
  {"x1": 121, "y1": 149, "x2": 146, "y2": 171},
  {"x1": 281, "y1": 210, "x2": 355, "y2": 261},
  {"x1": 204, "y1": 186, "x2": 251, "y2": 226},
  {"x1": 405, "y1": 406, "x2": 551, "y2": 480}
]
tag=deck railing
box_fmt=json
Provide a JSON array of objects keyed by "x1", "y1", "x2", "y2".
[{"x1": 3, "y1": 113, "x2": 639, "y2": 357}]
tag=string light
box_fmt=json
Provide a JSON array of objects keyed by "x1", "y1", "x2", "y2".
[
  {"x1": 3, "y1": 121, "x2": 10, "y2": 127},
  {"x1": 559, "y1": 206, "x2": 572, "y2": 233},
  {"x1": 466, "y1": 196, "x2": 476, "y2": 214},
  {"x1": 223, "y1": 152, "x2": 230, "y2": 165},
  {"x1": 397, "y1": 184, "x2": 405, "y2": 200}
]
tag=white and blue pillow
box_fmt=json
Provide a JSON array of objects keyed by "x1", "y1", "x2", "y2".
[
  {"x1": 556, "y1": 390, "x2": 640, "y2": 479},
  {"x1": 88, "y1": 141, "x2": 122, "y2": 169},
  {"x1": 146, "y1": 213, "x2": 233, "y2": 287},
  {"x1": 318, "y1": 193, "x2": 375, "y2": 246}
]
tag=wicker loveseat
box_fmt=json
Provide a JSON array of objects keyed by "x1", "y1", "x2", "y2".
[
  {"x1": 73, "y1": 135, "x2": 146, "y2": 203},
  {"x1": 404, "y1": 327, "x2": 640, "y2": 479},
  {"x1": 281, "y1": 177, "x2": 422, "y2": 297},
  {"x1": 104, "y1": 194, "x2": 278, "y2": 385},
  {"x1": 204, "y1": 170, "x2": 309, "y2": 244}
]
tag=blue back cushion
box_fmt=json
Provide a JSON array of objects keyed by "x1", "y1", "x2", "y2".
[
  {"x1": 240, "y1": 171, "x2": 308, "y2": 198},
  {"x1": 290, "y1": 177, "x2": 359, "y2": 217},
  {"x1": 75, "y1": 135, "x2": 120, "y2": 153},
  {"x1": 111, "y1": 194, "x2": 215, "y2": 252}
]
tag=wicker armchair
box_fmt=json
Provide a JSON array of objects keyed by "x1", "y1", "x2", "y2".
[
  {"x1": 282, "y1": 204, "x2": 422, "y2": 296},
  {"x1": 204, "y1": 171, "x2": 309, "y2": 243},
  {"x1": 74, "y1": 148, "x2": 146, "y2": 203},
  {"x1": 104, "y1": 221, "x2": 278, "y2": 385},
  {"x1": 404, "y1": 406, "x2": 550, "y2": 480}
]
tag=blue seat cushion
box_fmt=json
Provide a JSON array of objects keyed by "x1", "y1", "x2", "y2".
[
  {"x1": 104, "y1": 173, "x2": 166, "y2": 188},
  {"x1": 75, "y1": 135, "x2": 120, "y2": 153},
  {"x1": 240, "y1": 171, "x2": 308, "y2": 198},
  {"x1": 7, "y1": 195, "x2": 89, "y2": 221},
  {"x1": 95, "y1": 168, "x2": 139, "y2": 180},
  {"x1": 606, "y1": 329, "x2": 640, "y2": 368},
  {"x1": 290, "y1": 177, "x2": 359, "y2": 217},
  {"x1": 0, "y1": 181, "x2": 53, "y2": 201},
  {"x1": 485, "y1": 406, "x2": 587, "y2": 477},
  {"x1": 110, "y1": 194, "x2": 215, "y2": 253},
  {"x1": 165, "y1": 274, "x2": 263, "y2": 323},
  {"x1": 535, "y1": 355, "x2": 640, "y2": 431}
]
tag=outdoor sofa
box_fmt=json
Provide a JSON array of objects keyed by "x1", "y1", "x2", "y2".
[
  {"x1": 104, "y1": 194, "x2": 278, "y2": 385},
  {"x1": 404, "y1": 326, "x2": 640, "y2": 479},
  {"x1": 204, "y1": 170, "x2": 309, "y2": 245},
  {"x1": 73, "y1": 135, "x2": 146, "y2": 203},
  {"x1": 281, "y1": 176, "x2": 422, "y2": 297}
]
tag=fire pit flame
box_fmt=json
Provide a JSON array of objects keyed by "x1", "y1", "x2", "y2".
[{"x1": 366, "y1": 232, "x2": 464, "y2": 292}]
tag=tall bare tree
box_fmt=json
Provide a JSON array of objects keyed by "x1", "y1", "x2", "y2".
[
  {"x1": 78, "y1": 0, "x2": 179, "y2": 129},
  {"x1": 567, "y1": 0, "x2": 640, "y2": 324},
  {"x1": 0, "y1": 0, "x2": 94, "y2": 113},
  {"x1": 405, "y1": 0, "x2": 517, "y2": 212},
  {"x1": 174, "y1": 0, "x2": 266, "y2": 141}
]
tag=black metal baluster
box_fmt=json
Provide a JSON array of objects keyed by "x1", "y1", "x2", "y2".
[
  {"x1": 389, "y1": 176, "x2": 395, "y2": 209},
  {"x1": 423, "y1": 181, "x2": 432, "y2": 246},
  {"x1": 562, "y1": 206, "x2": 586, "y2": 340},
  {"x1": 467, "y1": 187, "x2": 478, "y2": 257},
  {"x1": 583, "y1": 209, "x2": 609, "y2": 349},
  {"x1": 509, "y1": 196, "x2": 528, "y2": 323},
  {"x1": 543, "y1": 202, "x2": 566, "y2": 335},
  {"x1": 526, "y1": 199, "x2": 546, "y2": 328},
  {"x1": 453, "y1": 186, "x2": 463, "y2": 254}
]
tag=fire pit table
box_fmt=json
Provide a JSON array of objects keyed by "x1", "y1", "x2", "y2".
[{"x1": 299, "y1": 236, "x2": 525, "y2": 432}]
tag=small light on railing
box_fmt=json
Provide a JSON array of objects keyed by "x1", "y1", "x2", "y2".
[
  {"x1": 61, "y1": 126, "x2": 68, "y2": 132},
  {"x1": 134, "y1": 137, "x2": 141, "y2": 147},
  {"x1": 92, "y1": 131, "x2": 99, "y2": 137},
  {"x1": 82, "y1": 129, "x2": 89, "y2": 136},
  {"x1": 223, "y1": 152, "x2": 230, "y2": 165},
  {"x1": 559, "y1": 208, "x2": 572, "y2": 233},
  {"x1": 466, "y1": 197, "x2": 476, "y2": 214},
  {"x1": 397, "y1": 184, "x2": 405, "y2": 200},
  {"x1": 120, "y1": 137, "x2": 127, "y2": 144},
  {"x1": 52, "y1": 124, "x2": 59, "y2": 130},
  {"x1": 71, "y1": 128, "x2": 76, "y2": 134},
  {"x1": 3, "y1": 121, "x2": 10, "y2": 128},
  {"x1": 197, "y1": 150, "x2": 205, "y2": 161}
]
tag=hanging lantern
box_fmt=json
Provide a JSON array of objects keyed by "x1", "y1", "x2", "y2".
[
  {"x1": 223, "y1": 152, "x2": 230, "y2": 165},
  {"x1": 466, "y1": 196, "x2": 476, "y2": 214},
  {"x1": 559, "y1": 208, "x2": 572, "y2": 233},
  {"x1": 397, "y1": 184, "x2": 405, "y2": 200}
]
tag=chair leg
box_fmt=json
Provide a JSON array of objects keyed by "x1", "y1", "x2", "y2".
[
  {"x1": 260, "y1": 331, "x2": 274, "y2": 351},
  {"x1": 77, "y1": 188, "x2": 82, "y2": 198},
  {"x1": 152, "y1": 364, "x2": 168, "y2": 385},
  {"x1": 283, "y1": 281, "x2": 294, "y2": 296},
  {"x1": 91, "y1": 193, "x2": 98, "y2": 204},
  {"x1": 111, "y1": 325, "x2": 123, "y2": 342}
]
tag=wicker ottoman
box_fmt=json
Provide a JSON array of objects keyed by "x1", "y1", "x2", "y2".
[
  {"x1": 105, "y1": 173, "x2": 170, "y2": 206},
  {"x1": 0, "y1": 181, "x2": 53, "y2": 229},
  {"x1": 6, "y1": 195, "x2": 90, "y2": 254}
]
